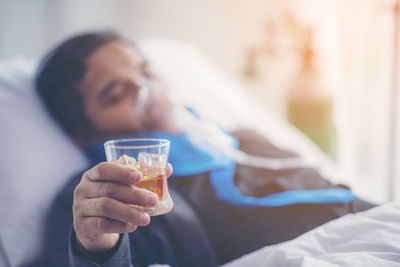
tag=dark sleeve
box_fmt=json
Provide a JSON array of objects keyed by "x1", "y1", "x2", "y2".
[
  {"x1": 69, "y1": 229, "x2": 133, "y2": 267},
  {"x1": 37, "y1": 173, "x2": 83, "y2": 267}
]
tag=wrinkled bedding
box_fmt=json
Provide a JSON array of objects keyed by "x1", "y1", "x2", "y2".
[{"x1": 224, "y1": 201, "x2": 400, "y2": 267}]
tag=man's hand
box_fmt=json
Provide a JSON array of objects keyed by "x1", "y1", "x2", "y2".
[{"x1": 73, "y1": 162, "x2": 172, "y2": 252}]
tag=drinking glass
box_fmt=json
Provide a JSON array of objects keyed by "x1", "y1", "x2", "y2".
[{"x1": 104, "y1": 138, "x2": 173, "y2": 216}]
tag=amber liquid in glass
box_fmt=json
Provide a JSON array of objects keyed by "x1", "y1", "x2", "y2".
[{"x1": 134, "y1": 174, "x2": 165, "y2": 200}]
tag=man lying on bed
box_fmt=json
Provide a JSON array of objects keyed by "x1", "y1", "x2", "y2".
[{"x1": 31, "y1": 31, "x2": 375, "y2": 267}]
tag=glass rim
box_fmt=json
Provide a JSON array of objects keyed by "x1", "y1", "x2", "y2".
[{"x1": 104, "y1": 138, "x2": 170, "y2": 149}]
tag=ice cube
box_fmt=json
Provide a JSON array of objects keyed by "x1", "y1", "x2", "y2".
[
  {"x1": 117, "y1": 155, "x2": 137, "y2": 168},
  {"x1": 138, "y1": 152, "x2": 167, "y2": 178}
]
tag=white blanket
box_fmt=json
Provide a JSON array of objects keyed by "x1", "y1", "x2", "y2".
[{"x1": 224, "y1": 201, "x2": 400, "y2": 267}]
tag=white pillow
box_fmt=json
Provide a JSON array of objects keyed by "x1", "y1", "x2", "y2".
[
  {"x1": 0, "y1": 57, "x2": 89, "y2": 266},
  {"x1": 0, "y1": 40, "x2": 337, "y2": 266}
]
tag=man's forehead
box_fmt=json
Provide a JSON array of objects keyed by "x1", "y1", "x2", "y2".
[
  {"x1": 86, "y1": 41, "x2": 142, "y2": 75},
  {"x1": 79, "y1": 41, "x2": 142, "y2": 95}
]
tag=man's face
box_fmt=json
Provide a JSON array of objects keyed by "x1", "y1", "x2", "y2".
[{"x1": 79, "y1": 41, "x2": 171, "y2": 140}]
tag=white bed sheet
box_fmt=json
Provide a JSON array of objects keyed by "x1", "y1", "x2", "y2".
[{"x1": 224, "y1": 201, "x2": 400, "y2": 267}]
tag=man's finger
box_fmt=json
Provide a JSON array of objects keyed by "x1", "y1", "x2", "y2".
[
  {"x1": 81, "y1": 181, "x2": 158, "y2": 207},
  {"x1": 85, "y1": 162, "x2": 142, "y2": 185},
  {"x1": 80, "y1": 197, "x2": 150, "y2": 226},
  {"x1": 166, "y1": 163, "x2": 173, "y2": 179}
]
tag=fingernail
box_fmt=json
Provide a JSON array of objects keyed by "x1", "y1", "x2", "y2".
[
  {"x1": 140, "y1": 212, "x2": 150, "y2": 225},
  {"x1": 129, "y1": 170, "x2": 141, "y2": 183},
  {"x1": 146, "y1": 192, "x2": 158, "y2": 206}
]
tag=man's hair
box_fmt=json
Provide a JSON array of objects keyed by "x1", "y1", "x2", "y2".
[{"x1": 35, "y1": 31, "x2": 123, "y2": 139}]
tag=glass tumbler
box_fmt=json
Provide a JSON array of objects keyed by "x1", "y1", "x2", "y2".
[{"x1": 104, "y1": 138, "x2": 173, "y2": 216}]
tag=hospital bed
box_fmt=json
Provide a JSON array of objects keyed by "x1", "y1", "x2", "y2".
[{"x1": 0, "y1": 39, "x2": 398, "y2": 267}]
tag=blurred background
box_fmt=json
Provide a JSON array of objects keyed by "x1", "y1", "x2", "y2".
[{"x1": 0, "y1": 0, "x2": 399, "y2": 204}]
